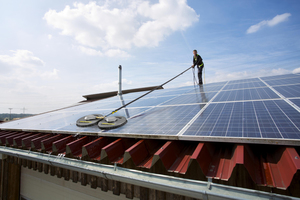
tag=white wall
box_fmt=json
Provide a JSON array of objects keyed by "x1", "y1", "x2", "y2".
[{"x1": 20, "y1": 167, "x2": 136, "y2": 200}]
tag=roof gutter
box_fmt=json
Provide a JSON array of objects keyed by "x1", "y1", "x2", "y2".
[{"x1": 0, "y1": 146, "x2": 298, "y2": 200}]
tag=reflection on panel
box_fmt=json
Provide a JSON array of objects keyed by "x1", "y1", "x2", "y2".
[
  {"x1": 264, "y1": 77, "x2": 300, "y2": 86},
  {"x1": 126, "y1": 96, "x2": 177, "y2": 107},
  {"x1": 106, "y1": 105, "x2": 204, "y2": 135},
  {"x1": 223, "y1": 81, "x2": 266, "y2": 90},
  {"x1": 55, "y1": 107, "x2": 149, "y2": 133},
  {"x1": 162, "y1": 92, "x2": 216, "y2": 105},
  {"x1": 290, "y1": 99, "x2": 300, "y2": 108},
  {"x1": 213, "y1": 87, "x2": 279, "y2": 102},
  {"x1": 228, "y1": 78, "x2": 261, "y2": 84},
  {"x1": 273, "y1": 84, "x2": 300, "y2": 98}
]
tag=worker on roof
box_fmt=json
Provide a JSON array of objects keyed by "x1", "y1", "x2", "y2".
[{"x1": 191, "y1": 50, "x2": 204, "y2": 85}]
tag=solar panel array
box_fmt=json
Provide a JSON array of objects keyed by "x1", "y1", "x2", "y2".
[{"x1": 1, "y1": 73, "x2": 300, "y2": 145}]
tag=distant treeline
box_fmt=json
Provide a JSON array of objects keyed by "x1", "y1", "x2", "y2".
[{"x1": 0, "y1": 113, "x2": 34, "y2": 121}]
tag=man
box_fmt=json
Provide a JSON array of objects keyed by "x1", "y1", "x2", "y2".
[{"x1": 191, "y1": 50, "x2": 204, "y2": 85}]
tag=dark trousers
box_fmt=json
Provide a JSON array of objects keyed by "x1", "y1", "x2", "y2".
[{"x1": 197, "y1": 64, "x2": 204, "y2": 84}]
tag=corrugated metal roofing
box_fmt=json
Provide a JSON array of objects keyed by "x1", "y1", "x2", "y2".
[{"x1": 0, "y1": 130, "x2": 299, "y2": 197}]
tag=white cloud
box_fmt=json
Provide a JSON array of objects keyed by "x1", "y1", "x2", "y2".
[
  {"x1": 206, "y1": 68, "x2": 291, "y2": 83},
  {"x1": 76, "y1": 45, "x2": 130, "y2": 57},
  {"x1": 247, "y1": 13, "x2": 291, "y2": 34},
  {"x1": 48, "y1": 34, "x2": 53, "y2": 39},
  {"x1": 0, "y1": 50, "x2": 58, "y2": 79},
  {"x1": 77, "y1": 46, "x2": 103, "y2": 56},
  {"x1": 293, "y1": 67, "x2": 300, "y2": 74},
  {"x1": 41, "y1": 69, "x2": 59, "y2": 79},
  {"x1": 105, "y1": 49, "x2": 131, "y2": 58},
  {"x1": 0, "y1": 50, "x2": 44, "y2": 69},
  {"x1": 44, "y1": 0, "x2": 199, "y2": 56},
  {"x1": 0, "y1": 50, "x2": 62, "y2": 114}
]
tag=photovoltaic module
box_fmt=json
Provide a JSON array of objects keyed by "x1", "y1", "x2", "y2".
[{"x1": 1, "y1": 73, "x2": 300, "y2": 145}]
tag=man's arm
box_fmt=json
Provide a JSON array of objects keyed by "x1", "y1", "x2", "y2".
[{"x1": 192, "y1": 57, "x2": 195, "y2": 68}]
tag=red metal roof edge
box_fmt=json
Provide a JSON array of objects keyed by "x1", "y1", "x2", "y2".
[{"x1": 0, "y1": 130, "x2": 300, "y2": 197}]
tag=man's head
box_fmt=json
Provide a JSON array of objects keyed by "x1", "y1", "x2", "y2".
[{"x1": 193, "y1": 50, "x2": 197, "y2": 56}]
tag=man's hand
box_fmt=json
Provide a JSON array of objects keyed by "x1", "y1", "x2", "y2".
[{"x1": 191, "y1": 65, "x2": 195, "y2": 68}]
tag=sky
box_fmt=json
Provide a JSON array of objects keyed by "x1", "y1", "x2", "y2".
[{"x1": 0, "y1": 0, "x2": 300, "y2": 114}]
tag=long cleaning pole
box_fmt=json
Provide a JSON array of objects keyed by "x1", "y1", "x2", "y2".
[{"x1": 105, "y1": 66, "x2": 193, "y2": 117}]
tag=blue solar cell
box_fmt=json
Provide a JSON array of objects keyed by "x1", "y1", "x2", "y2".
[
  {"x1": 213, "y1": 88, "x2": 279, "y2": 102},
  {"x1": 264, "y1": 77, "x2": 300, "y2": 86},
  {"x1": 198, "y1": 84, "x2": 225, "y2": 92},
  {"x1": 184, "y1": 100, "x2": 300, "y2": 139},
  {"x1": 127, "y1": 96, "x2": 176, "y2": 107},
  {"x1": 183, "y1": 102, "x2": 262, "y2": 137},
  {"x1": 158, "y1": 89, "x2": 193, "y2": 96},
  {"x1": 252, "y1": 101, "x2": 282, "y2": 138},
  {"x1": 106, "y1": 105, "x2": 202, "y2": 135},
  {"x1": 162, "y1": 92, "x2": 216, "y2": 105},
  {"x1": 223, "y1": 81, "x2": 266, "y2": 90},
  {"x1": 274, "y1": 100, "x2": 300, "y2": 136},
  {"x1": 290, "y1": 99, "x2": 300, "y2": 108},
  {"x1": 228, "y1": 78, "x2": 261, "y2": 84},
  {"x1": 273, "y1": 84, "x2": 300, "y2": 98},
  {"x1": 263, "y1": 101, "x2": 300, "y2": 139},
  {"x1": 243, "y1": 102, "x2": 261, "y2": 137},
  {"x1": 181, "y1": 104, "x2": 218, "y2": 136},
  {"x1": 209, "y1": 103, "x2": 234, "y2": 136}
]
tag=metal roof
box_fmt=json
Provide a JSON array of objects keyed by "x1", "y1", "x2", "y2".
[{"x1": 0, "y1": 130, "x2": 299, "y2": 197}]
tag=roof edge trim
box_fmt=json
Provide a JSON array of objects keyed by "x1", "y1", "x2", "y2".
[{"x1": 0, "y1": 146, "x2": 298, "y2": 200}]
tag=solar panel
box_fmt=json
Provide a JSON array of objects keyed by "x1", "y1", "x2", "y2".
[
  {"x1": 273, "y1": 84, "x2": 300, "y2": 98},
  {"x1": 260, "y1": 74, "x2": 300, "y2": 81},
  {"x1": 1, "y1": 73, "x2": 300, "y2": 145},
  {"x1": 105, "y1": 104, "x2": 203, "y2": 135},
  {"x1": 162, "y1": 92, "x2": 216, "y2": 105},
  {"x1": 183, "y1": 100, "x2": 300, "y2": 139},
  {"x1": 263, "y1": 77, "x2": 300, "y2": 86},
  {"x1": 212, "y1": 87, "x2": 279, "y2": 102},
  {"x1": 227, "y1": 78, "x2": 261, "y2": 84},
  {"x1": 290, "y1": 99, "x2": 300, "y2": 107},
  {"x1": 126, "y1": 96, "x2": 177, "y2": 107},
  {"x1": 223, "y1": 81, "x2": 266, "y2": 90}
]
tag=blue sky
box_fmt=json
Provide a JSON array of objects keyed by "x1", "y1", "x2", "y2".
[{"x1": 0, "y1": 0, "x2": 299, "y2": 114}]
